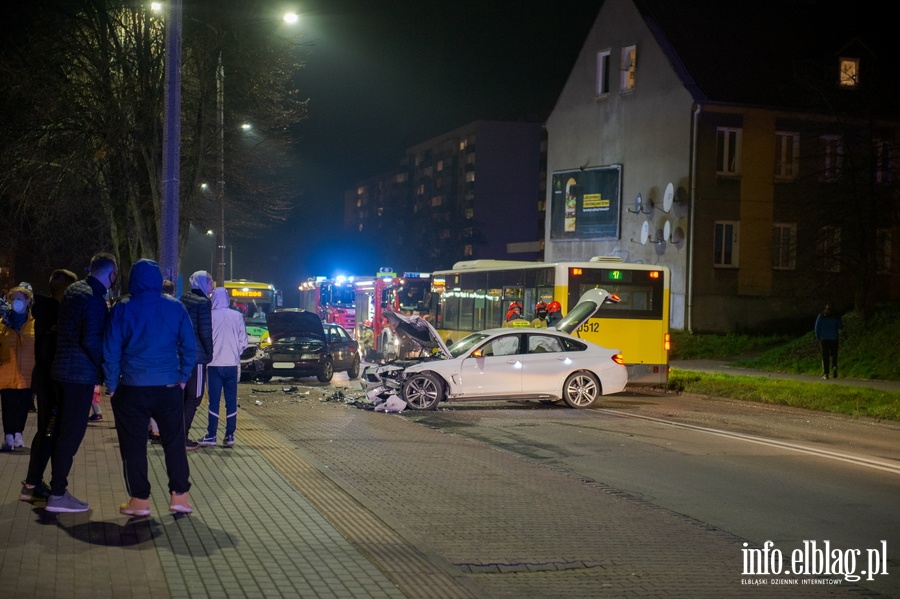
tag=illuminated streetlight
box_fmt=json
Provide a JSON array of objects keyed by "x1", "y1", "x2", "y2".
[{"x1": 283, "y1": 12, "x2": 299, "y2": 25}]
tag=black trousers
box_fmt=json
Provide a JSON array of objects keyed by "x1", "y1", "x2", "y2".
[
  {"x1": 50, "y1": 381, "x2": 95, "y2": 496},
  {"x1": 112, "y1": 384, "x2": 191, "y2": 499},
  {"x1": 25, "y1": 368, "x2": 61, "y2": 486},
  {"x1": 182, "y1": 363, "x2": 206, "y2": 435},
  {"x1": 820, "y1": 339, "x2": 839, "y2": 374},
  {"x1": 1, "y1": 387, "x2": 32, "y2": 436}
]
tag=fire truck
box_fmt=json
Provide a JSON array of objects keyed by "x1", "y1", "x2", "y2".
[
  {"x1": 297, "y1": 275, "x2": 360, "y2": 332},
  {"x1": 353, "y1": 268, "x2": 435, "y2": 362}
]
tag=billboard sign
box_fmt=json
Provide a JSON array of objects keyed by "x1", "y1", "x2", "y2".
[{"x1": 550, "y1": 165, "x2": 622, "y2": 240}]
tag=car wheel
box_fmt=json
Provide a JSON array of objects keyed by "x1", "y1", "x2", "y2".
[
  {"x1": 402, "y1": 372, "x2": 444, "y2": 410},
  {"x1": 346, "y1": 354, "x2": 361, "y2": 379},
  {"x1": 317, "y1": 359, "x2": 334, "y2": 383},
  {"x1": 562, "y1": 371, "x2": 600, "y2": 408}
]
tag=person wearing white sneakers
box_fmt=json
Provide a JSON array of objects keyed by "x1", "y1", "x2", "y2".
[
  {"x1": 198, "y1": 287, "x2": 248, "y2": 449},
  {"x1": 103, "y1": 260, "x2": 197, "y2": 517},
  {"x1": 0, "y1": 286, "x2": 36, "y2": 453}
]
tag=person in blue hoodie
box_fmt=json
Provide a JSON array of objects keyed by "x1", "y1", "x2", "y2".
[
  {"x1": 814, "y1": 302, "x2": 843, "y2": 380},
  {"x1": 103, "y1": 259, "x2": 197, "y2": 517}
]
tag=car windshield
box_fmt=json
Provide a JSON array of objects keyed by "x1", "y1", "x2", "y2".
[{"x1": 448, "y1": 333, "x2": 491, "y2": 358}]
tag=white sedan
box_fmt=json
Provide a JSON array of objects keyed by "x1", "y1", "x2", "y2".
[{"x1": 361, "y1": 288, "x2": 628, "y2": 410}]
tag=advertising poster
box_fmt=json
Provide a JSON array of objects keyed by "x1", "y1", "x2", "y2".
[{"x1": 550, "y1": 165, "x2": 622, "y2": 240}]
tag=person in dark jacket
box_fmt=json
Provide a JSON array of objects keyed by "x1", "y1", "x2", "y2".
[
  {"x1": 104, "y1": 259, "x2": 197, "y2": 517},
  {"x1": 19, "y1": 269, "x2": 77, "y2": 503},
  {"x1": 46, "y1": 252, "x2": 117, "y2": 513},
  {"x1": 814, "y1": 302, "x2": 843, "y2": 379},
  {"x1": 179, "y1": 271, "x2": 213, "y2": 450}
]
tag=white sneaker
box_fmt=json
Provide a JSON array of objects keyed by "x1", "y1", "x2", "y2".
[
  {"x1": 4, "y1": 434, "x2": 14, "y2": 451},
  {"x1": 14, "y1": 433, "x2": 24, "y2": 448}
]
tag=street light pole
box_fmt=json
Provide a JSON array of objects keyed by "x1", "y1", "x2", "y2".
[
  {"x1": 160, "y1": 0, "x2": 183, "y2": 284},
  {"x1": 216, "y1": 50, "x2": 226, "y2": 287}
]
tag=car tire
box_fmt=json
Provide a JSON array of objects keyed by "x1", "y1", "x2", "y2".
[
  {"x1": 562, "y1": 371, "x2": 600, "y2": 408},
  {"x1": 346, "y1": 354, "x2": 361, "y2": 379},
  {"x1": 402, "y1": 372, "x2": 444, "y2": 410},
  {"x1": 317, "y1": 359, "x2": 334, "y2": 383}
]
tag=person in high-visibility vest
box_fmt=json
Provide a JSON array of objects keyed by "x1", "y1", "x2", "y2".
[
  {"x1": 531, "y1": 302, "x2": 549, "y2": 328},
  {"x1": 503, "y1": 301, "x2": 530, "y2": 328}
]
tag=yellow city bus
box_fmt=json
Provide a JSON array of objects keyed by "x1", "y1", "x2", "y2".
[
  {"x1": 431, "y1": 257, "x2": 670, "y2": 385},
  {"x1": 223, "y1": 280, "x2": 283, "y2": 344}
]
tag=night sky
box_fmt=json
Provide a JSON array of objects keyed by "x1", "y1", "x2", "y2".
[{"x1": 249, "y1": 0, "x2": 603, "y2": 293}]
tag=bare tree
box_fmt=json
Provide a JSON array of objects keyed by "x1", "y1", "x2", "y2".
[{"x1": 0, "y1": 0, "x2": 308, "y2": 281}]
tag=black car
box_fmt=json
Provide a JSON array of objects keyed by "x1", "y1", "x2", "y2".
[{"x1": 257, "y1": 309, "x2": 360, "y2": 383}]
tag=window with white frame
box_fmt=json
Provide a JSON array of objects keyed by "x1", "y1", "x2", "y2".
[
  {"x1": 621, "y1": 45, "x2": 636, "y2": 92},
  {"x1": 775, "y1": 132, "x2": 800, "y2": 180},
  {"x1": 839, "y1": 57, "x2": 859, "y2": 88},
  {"x1": 714, "y1": 221, "x2": 739, "y2": 267},
  {"x1": 821, "y1": 135, "x2": 843, "y2": 181},
  {"x1": 876, "y1": 228, "x2": 892, "y2": 275},
  {"x1": 772, "y1": 223, "x2": 796, "y2": 270},
  {"x1": 596, "y1": 49, "x2": 611, "y2": 96},
  {"x1": 875, "y1": 139, "x2": 893, "y2": 184},
  {"x1": 817, "y1": 226, "x2": 841, "y2": 272},
  {"x1": 716, "y1": 128, "x2": 742, "y2": 175}
]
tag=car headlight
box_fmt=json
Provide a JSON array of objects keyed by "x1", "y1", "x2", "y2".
[{"x1": 301, "y1": 353, "x2": 320, "y2": 360}]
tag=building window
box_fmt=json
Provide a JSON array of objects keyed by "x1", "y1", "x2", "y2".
[
  {"x1": 431, "y1": 195, "x2": 443, "y2": 207},
  {"x1": 716, "y1": 128, "x2": 742, "y2": 175},
  {"x1": 621, "y1": 45, "x2": 636, "y2": 92},
  {"x1": 465, "y1": 171, "x2": 475, "y2": 183},
  {"x1": 817, "y1": 226, "x2": 841, "y2": 272},
  {"x1": 714, "y1": 221, "x2": 739, "y2": 267},
  {"x1": 839, "y1": 57, "x2": 859, "y2": 88},
  {"x1": 775, "y1": 132, "x2": 799, "y2": 180},
  {"x1": 464, "y1": 244, "x2": 473, "y2": 257},
  {"x1": 465, "y1": 153, "x2": 475, "y2": 165},
  {"x1": 465, "y1": 208, "x2": 474, "y2": 219},
  {"x1": 596, "y1": 49, "x2": 611, "y2": 96},
  {"x1": 395, "y1": 172, "x2": 408, "y2": 183},
  {"x1": 875, "y1": 139, "x2": 893, "y2": 184},
  {"x1": 772, "y1": 223, "x2": 796, "y2": 270},
  {"x1": 821, "y1": 135, "x2": 843, "y2": 181},
  {"x1": 437, "y1": 160, "x2": 443, "y2": 172},
  {"x1": 877, "y1": 229, "x2": 892, "y2": 275}
]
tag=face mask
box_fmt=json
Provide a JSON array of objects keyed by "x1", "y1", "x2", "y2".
[{"x1": 12, "y1": 299, "x2": 26, "y2": 314}]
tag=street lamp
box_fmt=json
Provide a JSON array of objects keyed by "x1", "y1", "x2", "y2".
[{"x1": 214, "y1": 12, "x2": 299, "y2": 288}]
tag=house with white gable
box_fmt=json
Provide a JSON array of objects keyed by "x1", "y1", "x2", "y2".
[{"x1": 545, "y1": 0, "x2": 899, "y2": 333}]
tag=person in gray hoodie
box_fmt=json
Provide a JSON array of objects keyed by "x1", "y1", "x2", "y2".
[
  {"x1": 198, "y1": 287, "x2": 248, "y2": 448},
  {"x1": 103, "y1": 259, "x2": 197, "y2": 517}
]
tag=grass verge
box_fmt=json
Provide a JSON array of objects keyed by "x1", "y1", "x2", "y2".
[{"x1": 668, "y1": 369, "x2": 900, "y2": 421}]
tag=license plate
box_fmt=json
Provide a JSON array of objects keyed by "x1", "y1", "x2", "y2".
[{"x1": 274, "y1": 362, "x2": 294, "y2": 369}]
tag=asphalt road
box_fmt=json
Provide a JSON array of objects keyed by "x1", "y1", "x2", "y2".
[{"x1": 244, "y1": 375, "x2": 900, "y2": 597}]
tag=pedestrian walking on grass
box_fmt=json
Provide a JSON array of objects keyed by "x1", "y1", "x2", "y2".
[
  {"x1": 103, "y1": 259, "x2": 197, "y2": 517},
  {"x1": 198, "y1": 287, "x2": 248, "y2": 448},
  {"x1": 814, "y1": 302, "x2": 843, "y2": 380}
]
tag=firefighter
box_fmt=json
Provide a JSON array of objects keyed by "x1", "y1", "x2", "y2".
[
  {"x1": 503, "y1": 301, "x2": 529, "y2": 328},
  {"x1": 531, "y1": 302, "x2": 549, "y2": 328},
  {"x1": 546, "y1": 301, "x2": 563, "y2": 327}
]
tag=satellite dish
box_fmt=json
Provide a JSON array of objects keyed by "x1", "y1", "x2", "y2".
[
  {"x1": 662, "y1": 182, "x2": 674, "y2": 213},
  {"x1": 663, "y1": 221, "x2": 671, "y2": 242},
  {"x1": 640, "y1": 221, "x2": 649, "y2": 245}
]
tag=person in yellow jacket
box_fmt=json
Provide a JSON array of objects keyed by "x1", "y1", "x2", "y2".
[
  {"x1": 531, "y1": 302, "x2": 549, "y2": 328},
  {"x1": 503, "y1": 301, "x2": 530, "y2": 328},
  {"x1": 0, "y1": 286, "x2": 36, "y2": 451}
]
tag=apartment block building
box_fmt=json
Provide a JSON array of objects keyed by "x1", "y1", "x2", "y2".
[{"x1": 346, "y1": 120, "x2": 545, "y2": 273}]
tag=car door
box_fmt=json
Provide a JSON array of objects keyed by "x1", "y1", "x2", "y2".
[
  {"x1": 520, "y1": 333, "x2": 569, "y2": 395},
  {"x1": 458, "y1": 333, "x2": 523, "y2": 396},
  {"x1": 327, "y1": 326, "x2": 355, "y2": 370}
]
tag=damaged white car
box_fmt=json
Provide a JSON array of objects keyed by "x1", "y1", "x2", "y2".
[{"x1": 360, "y1": 288, "x2": 628, "y2": 410}]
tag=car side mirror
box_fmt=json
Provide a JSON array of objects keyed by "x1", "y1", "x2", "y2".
[{"x1": 471, "y1": 349, "x2": 484, "y2": 358}]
